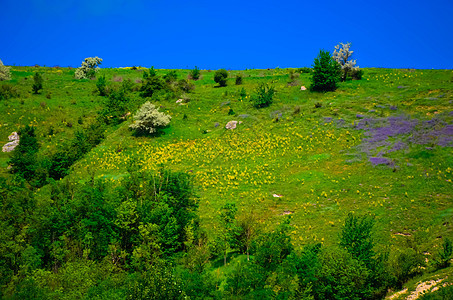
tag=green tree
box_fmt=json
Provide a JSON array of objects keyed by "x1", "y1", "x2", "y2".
[
  {"x1": 310, "y1": 50, "x2": 341, "y2": 92},
  {"x1": 190, "y1": 66, "x2": 200, "y2": 80},
  {"x1": 435, "y1": 238, "x2": 452, "y2": 269},
  {"x1": 218, "y1": 203, "x2": 240, "y2": 266},
  {"x1": 32, "y1": 72, "x2": 43, "y2": 94},
  {"x1": 236, "y1": 211, "x2": 259, "y2": 261},
  {"x1": 339, "y1": 213, "x2": 375, "y2": 268},
  {"x1": 314, "y1": 247, "x2": 373, "y2": 300},
  {"x1": 9, "y1": 125, "x2": 39, "y2": 181},
  {"x1": 96, "y1": 75, "x2": 107, "y2": 96},
  {"x1": 214, "y1": 69, "x2": 228, "y2": 87},
  {"x1": 254, "y1": 217, "x2": 293, "y2": 272}
]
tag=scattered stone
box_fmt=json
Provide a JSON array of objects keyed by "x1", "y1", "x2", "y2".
[
  {"x1": 176, "y1": 99, "x2": 183, "y2": 103},
  {"x1": 8, "y1": 132, "x2": 19, "y2": 141},
  {"x1": 239, "y1": 114, "x2": 249, "y2": 118},
  {"x1": 214, "y1": 122, "x2": 219, "y2": 128},
  {"x1": 300, "y1": 86, "x2": 307, "y2": 91},
  {"x1": 2, "y1": 132, "x2": 20, "y2": 152},
  {"x1": 394, "y1": 232, "x2": 412, "y2": 236},
  {"x1": 221, "y1": 101, "x2": 230, "y2": 106},
  {"x1": 281, "y1": 210, "x2": 293, "y2": 215},
  {"x1": 273, "y1": 194, "x2": 283, "y2": 198},
  {"x1": 225, "y1": 120, "x2": 238, "y2": 130}
]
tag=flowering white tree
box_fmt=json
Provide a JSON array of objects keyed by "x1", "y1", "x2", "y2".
[
  {"x1": 129, "y1": 102, "x2": 171, "y2": 134},
  {"x1": 74, "y1": 56, "x2": 103, "y2": 79},
  {"x1": 332, "y1": 42, "x2": 360, "y2": 81},
  {"x1": 0, "y1": 59, "x2": 11, "y2": 81}
]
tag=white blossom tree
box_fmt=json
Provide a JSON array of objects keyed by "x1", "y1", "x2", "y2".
[
  {"x1": 332, "y1": 42, "x2": 360, "y2": 81},
  {"x1": 129, "y1": 102, "x2": 171, "y2": 134},
  {"x1": 0, "y1": 59, "x2": 11, "y2": 81},
  {"x1": 74, "y1": 56, "x2": 103, "y2": 79}
]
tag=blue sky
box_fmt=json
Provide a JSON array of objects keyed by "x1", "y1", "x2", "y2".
[{"x1": 1, "y1": 0, "x2": 452, "y2": 69}]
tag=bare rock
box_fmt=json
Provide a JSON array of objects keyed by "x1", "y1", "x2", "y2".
[
  {"x1": 225, "y1": 120, "x2": 238, "y2": 130},
  {"x1": 3, "y1": 132, "x2": 19, "y2": 152},
  {"x1": 300, "y1": 86, "x2": 307, "y2": 91}
]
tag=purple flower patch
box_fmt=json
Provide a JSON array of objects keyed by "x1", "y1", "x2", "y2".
[{"x1": 369, "y1": 157, "x2": 392, "y2": 166}]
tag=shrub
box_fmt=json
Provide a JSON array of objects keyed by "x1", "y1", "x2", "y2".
[
  {"x1": 96, "y1": 75, "x2": 107, "y2": 96},
  {"x1": 340, "y1": 213, "x2": 375, "y2": 268},
  {"x1": 177, "y1": 79, "x2": 195, "y2": 93},
  {"x1": 235, "y1": 74, "x2": 243, "y2": 85},
  {"x1": 74, "y1": 57, "x2": 103, "y2": 79},
  {"x1": 0, "y1": 59, "x2": 11, "y2": 81},
  {"x1": 214, "y1": 69, "x2": 228, "y2": 87},
  {"x1": 435, "y1": 238, "x2": 452, "y2": 269},
  {"x1": 129, "y1": 102, "x2": 171, "y2": 134},
  {"x1": 190, "y1": 66, "x2": 201, "y2": 80},
  {"x1": 296, "y1": 67, "x2": 312, "y2": 74},
  {"x1": 101, "y1": 89, "x2": 130, "y2": 125},
  {"x1": 0, "y1": 83, "x2": 19, "y2": 100},
  {"x1": 163, "y1": 70, "x2": 178, "y2": 83},
  {"x1": 140, "y1": 75, "x2": 165, "y2": 98},
  {"x1": 32, "y1": 72, "x2": 43, "y2": 94},
  {"x1": 332, "y1": 42, "x2": 360, "y2": 81},
  {"x1": 251, "y1": 83, "x2": 275, "y2": 108},
  {"x1": 9, "y1": 125, "x2": 39, "y2": 181},
  {"x1": 310, "y1": 50, "x2": 341, "y2": 92},
  {"x1": 142, "y1": 66, "x2": 157, "y2": 79}
]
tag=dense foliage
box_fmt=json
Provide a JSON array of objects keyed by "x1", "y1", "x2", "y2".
[
  {"x1": 75, "y1": 57, "x2": 103, "y2": 79},
  {"x1": 310, "y1": 50, "x2": 341, "y2": 92},
  {"x1": 214, "y1": 69, "x2": 228, "y2": 87},
  {"x1": 0, "y1": 59, "x2": 12, "y2": 81},
  {"x1": 129, "y1": 102, "x2": 171, "y2": 134}
]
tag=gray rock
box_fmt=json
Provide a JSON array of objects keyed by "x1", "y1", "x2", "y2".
[
  {"x1": 214, "y1": 122, "x2": 219, "y2": 128},
  {"x1": 2, "y1": 132, "x2": 19, "y2": 152},
  {"x1": 225, "y1": 120, "x2": 238, "y2": 130},
  {"x1": 239, "y1": 114, "x2": 250, "y2": 118},
  {"x1": 2, "y1": 140, "x2": 19, "y2": 152}
]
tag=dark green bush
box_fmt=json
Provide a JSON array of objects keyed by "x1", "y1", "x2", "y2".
[
  {"x1": 214, "y1": 69, "x2": 228, "y2": 87},
  {"x1": 190, "y1": 66, "x2": 200, "y2": 80},
  {"x1": 235, "y1": 74, "x2": 243, "y2": 85},
  {"x1": 351, "y1": 69, "x2": 364, "y2": 80},
  {"x1": 163, "y1": 70, "x2": 178, "y2": 83},
  {"x1": 251, "y1": 83, "x2": 275, "y2": 108},
  {"x1": 32, "y1": 72, "x2": 43, "y2": 94},
  {"x1": 310, "y1": 50, "x2": 341, "y2": 92},
  {"x1": 0, "y1": 83, "x2": 19, "y2": 100},
  {"x1": 177, "y1": 79, "x2": 195, "y2": 93},
  {"x1": 435, "y1": 238, "x2": 452, "y2": 269},
  {"x1": 96, "y1": 75, "x2": 107, "y2": 96},
  {"x1": 9, "y1": 125, "x2": 39, "y2": 181},
  {"x1": 140, "y1": 75, "x2": 165, "y2": 98}
]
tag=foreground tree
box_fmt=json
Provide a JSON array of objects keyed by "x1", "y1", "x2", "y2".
[{"x1": 310, "y1": 50, "x2": 341, "y2": 92}]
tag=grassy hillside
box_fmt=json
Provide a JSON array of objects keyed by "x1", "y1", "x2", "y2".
[{"x1": 1, "y1": 65, "x2": 452, "y2": 298}]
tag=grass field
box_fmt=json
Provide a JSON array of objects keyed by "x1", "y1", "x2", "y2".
[{"x1": 1, "y1": 65, "x2": 452, "y2": 298}]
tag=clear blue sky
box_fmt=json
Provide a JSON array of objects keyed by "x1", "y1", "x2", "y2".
[{"x1": 1, "y1": 0, "x2": 452, "y2": 69}]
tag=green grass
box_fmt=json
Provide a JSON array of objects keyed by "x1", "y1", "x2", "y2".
[{"x1": 1, "y1": 66, "x2": 452, "y2": 256}]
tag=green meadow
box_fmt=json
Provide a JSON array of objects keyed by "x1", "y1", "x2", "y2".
[{"x1": 0, "y1": 65, "x2": 452, "y2": 299}]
